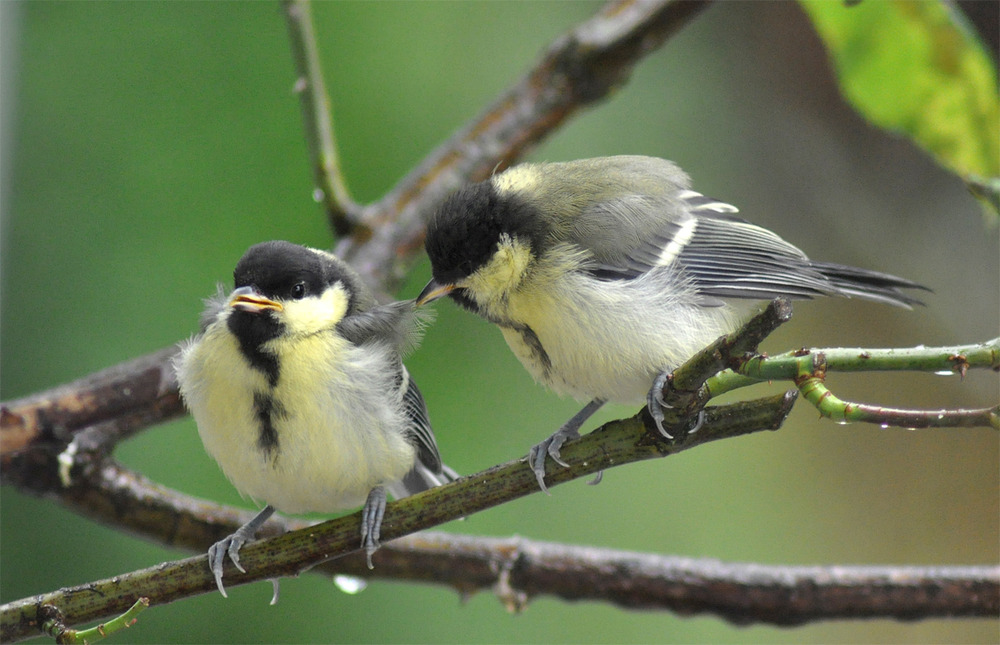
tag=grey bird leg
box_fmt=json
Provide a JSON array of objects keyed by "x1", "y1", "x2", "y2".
[
  {"x1": 208, "y1": 504, "x2": 275, "y2": 597},
  {"x1": 529, "y1": 398, "x2": 605, "y2": 494},
  {"x1": 361, "y1": 485, "x2": 387, "y2": 569}
]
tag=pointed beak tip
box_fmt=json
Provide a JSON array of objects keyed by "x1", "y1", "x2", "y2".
[
  {"x1": 416, "y1": 280, "x2": 455, "y2": 306},
  {"x1": 229, "y1": 288, "x2": 283, "y2": 313}
]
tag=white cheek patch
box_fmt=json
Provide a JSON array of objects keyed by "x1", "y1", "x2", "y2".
[
  {"x1": 281, "y1": 283, "x2": 350, "y2": 337},
  {"x1": 467, "y1": 234, "x2": 533, "y2": 302}
]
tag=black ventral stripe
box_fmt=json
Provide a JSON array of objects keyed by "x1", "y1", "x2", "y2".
[{"x1": 253, "y1": 391, "x2": 286, "y2": 457}]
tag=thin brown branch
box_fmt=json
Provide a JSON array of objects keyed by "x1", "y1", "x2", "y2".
[
  {"x1": 5, "y1": 534, "x2": 996, "y2": 644},
  {"x1": 353, "y1": 533, "x2": 1000, "y2": 624},
  {"x1": 335, "y1": 0, "x2": 712, "y2": 293},
  {"x1": 283, "y1": 0, "x2": 359, "y2": 236},
  {"x1": 0, "y1": 347, "x2": 182, "y2": 459}
]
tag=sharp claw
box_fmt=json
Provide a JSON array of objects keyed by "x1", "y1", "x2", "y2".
[
  {"x1": 534, "y1": 472, "x2": 550, "y2": 495},
  {"x1": 547, "y1": 434, "x2": 571, "y2": 468},
  {"x1": 363, "y1": 529, "x2": 381, "y2": 569},
  {"x1": 587, "y1": 470, "x2": 604, "y2": 486},
  {"x1": 209, "y1": 538, "x2": 237, "y2": 598},
  {"x1": 647, "y1": 371, "x2": 677, "y2": 439},
  {"x1": 688, "y1": 410, "x2": 706, "y2": 434},
  {"x1": 527, "y1": 399, "x2": 605, "y2": 495},
  {"x1": 208, "y1": 543, "x2": 229, "y2": 598},
  {"x1": 228, "y1": 540, "x2": 247, "y2": 573},
  {"x1": 654, "y1": 415, "x2": 675, "y2": 440},
  {"x1": 215, "y1": 576, "x2": 228, "y2": 598},
  {"x1": 528, "y1": 430, "x2": 574, "y2": 493},
  {"x1": 528, "y1": 442, "x2": 552, "y2": 495},
  {"x1": 209, "y1": 532, "x2": 250, "y2": 597}
]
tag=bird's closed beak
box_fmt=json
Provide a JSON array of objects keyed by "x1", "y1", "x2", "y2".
[
  {"x1": 229, "y1": 286, "x2": 283, "y2": 313},
  {"x1": 416, "y1": 279, "x2": 455, "y2": 306}
]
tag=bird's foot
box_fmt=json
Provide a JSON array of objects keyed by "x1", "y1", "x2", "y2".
[
  {"x1": 528, "y1": 426, "x2": 580, "y2": 494},
  {"x1": 647, "y1": 371, "x2": 706, "y2": 439},
  {"x1": 527, "y1": 398, "x2": 606, "y2": 494},
  {"x1": 207, "y1": 505, "x2": 275, "y2": 597}
]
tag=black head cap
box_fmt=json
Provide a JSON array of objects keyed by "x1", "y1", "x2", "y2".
[
  {"x1": 424, "y1": 180, "x2": 546, "y2": 284},
  {"x1": 228, "y1": 242, "x2": 368, "y2": 382},
  {"x1": 234, "y1": 240, "x2": 365, "y2": 309}
]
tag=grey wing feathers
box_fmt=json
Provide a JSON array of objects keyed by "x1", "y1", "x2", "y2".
[
  {"x1": 400, "y1": 371, "x2": 441, "y2": 472},
  {"x1": 579, "y1": 183, "x2": 926, "y2": 308},
  {"x1": 396, "y1": 370, "x2": 457, "y2": 496},
  {"x1": 337, "y1": 298, "x2": 455, "y2": 497},
  {"x1": 676, "y1": 209, "x2": 926, "y2": 307},
  {"x1": 559, "y1": 157, "x2": 693, "y2": 270},
  {"x1": 674, "y1": 212, "x2": 839, "y2": 300}
]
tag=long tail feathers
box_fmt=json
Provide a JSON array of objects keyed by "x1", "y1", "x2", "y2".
[{"x1": 810, "y1": 261, "x2": 930, "y2": 308}]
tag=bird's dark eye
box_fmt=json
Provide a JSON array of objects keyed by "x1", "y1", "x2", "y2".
[{"x1": 291, "y1": 282, "x2": 307, "y2": 299}]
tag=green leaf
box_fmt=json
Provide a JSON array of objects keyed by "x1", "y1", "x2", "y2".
[{"x1": 800, "y1": 0, "x2": 999, "y2": 215}]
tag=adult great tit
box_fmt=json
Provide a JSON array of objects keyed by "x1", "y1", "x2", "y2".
[
  {"x1": 417, "y1": 155, "x2": 925, "y2": 492},
  {"x1": 175, "y1": 241, "x2": 456, "y2": 596}
]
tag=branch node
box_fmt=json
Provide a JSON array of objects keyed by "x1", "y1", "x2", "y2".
[
  {"x1": 493, "y1": 562, "x2": 529, "y2": 615},
  {"x1": 647, "y1": 298, "x2": 794, "y2": 437}
]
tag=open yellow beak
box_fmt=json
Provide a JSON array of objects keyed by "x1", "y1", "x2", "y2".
[
  {"x1": 416, "y1": 279, "x2": 455, "y2": 306},
  {"x1": 229, "y1": 286, "x2": 283, "y2": 313}
]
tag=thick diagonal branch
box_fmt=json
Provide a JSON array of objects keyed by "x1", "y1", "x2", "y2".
[{"x1": 2, "y1": 391, "x2": 791, "y2": 642}]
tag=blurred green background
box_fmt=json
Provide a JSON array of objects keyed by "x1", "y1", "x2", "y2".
[{"x1": 2, "y1": 2, "x2": 997, "y2": 643}]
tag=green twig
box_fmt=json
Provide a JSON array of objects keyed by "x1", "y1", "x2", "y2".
[
  {"x1": 40, "y1": 598, "x2": 148, "y2": 645},
  {"x1": 794, "y1": 353, "x2": 999, "y2": 429},
  {"x1": 701, "y1": 338, "x2": 1000, "y2": 430},
  {"x1": 707, "y1": 338, "x2": 1000, "y2": 395}
]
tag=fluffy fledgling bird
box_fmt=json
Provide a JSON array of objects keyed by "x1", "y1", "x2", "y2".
[
  {"x1": 417, "y1": 156, "x2": 925, "y2": 492},
  {"x1": 176, "y1": 241, "x2": 456, "y2": 595}
]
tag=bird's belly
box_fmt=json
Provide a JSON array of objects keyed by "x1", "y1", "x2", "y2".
[
  {"x1": 179, "y1": 333, "x2": 415, "y2": 515},
  {"x1": 500, "y1": 323, "x2": 658, "y2": 404},
  {"x1": 231, "y1": 403, "x2": 414, "y2": 515},
  {"x1": 501, "y1": 274, "x2": 758, "y2": 405}
]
